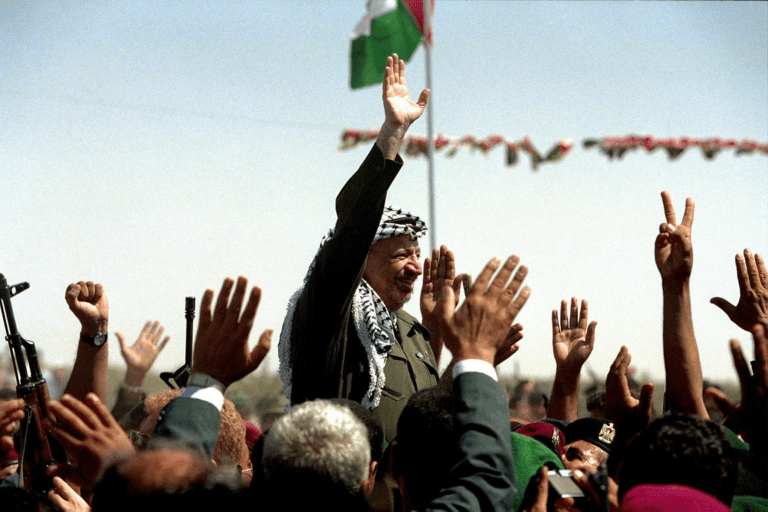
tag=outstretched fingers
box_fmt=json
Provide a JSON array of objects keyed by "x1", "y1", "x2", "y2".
[
  {"x1": 247, "y1": 329, "x2": 273, "y2": 374},
  {"x1": 552, "y1": 309, "x2": 561, "y2": 336},
  {"x1": 502, "y1": 261, "x2": 527, "y2": 303},
  {"x1": 212, "y1": 277, "x2": 235, "y2": 325},
  {"x1": 757, "y1": 253, "x2": 768, "y2": 289},
  {"x1": 197, "y1": 288, "x2": 215, "y2": 334},
  {"x1": 660, "y1": 190, "x2": 677, "y2": 225},
  {"x1": 237, "y1": 285, "x2": 262, "y2": 339},
  {"x1": 85, "y1": 393, "x2": 120, "y2": 429},
  {"x1": 570, "y1": 297, "x2": 579, "y2": 330},
  {"x1": 681, "y1": 197, "x2": 695, "y2": 228},
  {"x1": 487, "y1": 255, "x2": 519, "y2": 296},
  {"x1": 744, "y1": 249, "x2": 762, "y2": 291},
  {"x1": 471, "y1": 257, "x2": 502, "y2": 294}
]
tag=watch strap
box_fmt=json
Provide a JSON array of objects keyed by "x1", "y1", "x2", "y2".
[{"x1": 187, "y1": 372, "x2": 226, "y2": 394}]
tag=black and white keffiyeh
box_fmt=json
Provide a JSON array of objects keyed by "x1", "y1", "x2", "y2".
[{"x1": 279, "y1": 207, "x2": 427, "y2": 409}]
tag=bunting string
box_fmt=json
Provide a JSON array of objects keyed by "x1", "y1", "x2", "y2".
[{"x1": 339, "y1": 130, "x2": 768, "y2": 170}]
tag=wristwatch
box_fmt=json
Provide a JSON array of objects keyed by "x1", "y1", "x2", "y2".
[
  {"x1": 80, "y1": 332, "x2": 108, "y2": 346},
  {"x1": 187, "y1": 372, "x2": 227, "y2": 393}
]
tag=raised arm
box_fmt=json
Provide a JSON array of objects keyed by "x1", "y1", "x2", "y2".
[
  {"x1": 705, "y1": 325, "x2": 767, "y2": 459},
  {"x1": 151, "y1": 276, "x2": 271, "y2": 460},
  {"x1": 548, "y1": 298, "x2": 597, "y2": 422},
  {"x1": 427, "y1": 256, "x2": 530, "y2": 512},
  {"x1": 375, "y1": 53, "x2": 430, "y2": 160},
  {"x1": 63, "y1": 281, "x2": 109, "y2": 402},
  {"x1": 655, "y1": 191, "x2": 707, "y2": 418},
  {"x1": 711, "y1": 249, "x2": 768, "y2": 331},
  {"x1": 111, "y1": 321, "x2": 170, "y2": 424},
  {"x1": 288, "y1": 54, "x2": 429, "y2": 405}
]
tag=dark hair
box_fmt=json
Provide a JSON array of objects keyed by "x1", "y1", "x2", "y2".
[
  {"x1": 619, "y1": 414, "x2": 738, "y2": 505},
  {"x1": 395, "y1": 385, "x2": 453, "y2": 510},
  {"x1": 329, "y1": 398, "x2": 384, "y2": 463}
]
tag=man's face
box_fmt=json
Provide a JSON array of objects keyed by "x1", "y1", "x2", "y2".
[
  {"x1": 363, "y1": 234, "x2": 422, "y2": 311},
  {"x1": 561, "y1": 440, "x2": 607, "y2": 474}
]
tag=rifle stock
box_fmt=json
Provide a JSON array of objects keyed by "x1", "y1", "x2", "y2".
[{"x1": 1, "y1": 273, "x2": 68, "y2": 491}]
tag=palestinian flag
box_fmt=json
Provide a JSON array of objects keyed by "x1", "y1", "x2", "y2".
[{"x1": 350, "y1": 0, "x2": 432, "y2": 89}]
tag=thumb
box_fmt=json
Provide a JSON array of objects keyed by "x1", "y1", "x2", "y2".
[
  {"x1": 639, "y1": 383, "x2": 655, "y2": 418},
  {"x1": 451, "y1": 273, "x2": 463, "y2": 305},
  {"x1": 65, "y1": 284, "x2": 81, "y2": 310},
  {"x1": 248, "y1": 329, "x2": 272, "y2": 372},
  {"x1": 710, "y1": 297, "x2": 737, "y2": 320},
  {"x1": 115, "y1": 332, "x2": 127, "y2": 354},
  {"x1": 416, "y1": 88, "x2": 430, "y2": 109},
  {"x1": 704, "y1": 386, "x2": 737, "y2": 418},
  {"x1": 437, "y1": 284, "x2": 457, "y2": 325},
  {"x1": 586, "y1": 321, "x2": 598, "y2": 347}
]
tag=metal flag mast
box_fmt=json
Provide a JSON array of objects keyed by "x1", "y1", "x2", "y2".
[{"x1": 423, "y1": 0, "x2": 436, "y2": 253}]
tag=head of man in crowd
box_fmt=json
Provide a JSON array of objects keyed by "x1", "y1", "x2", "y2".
[
  {"x1": 618, "y1": 414, "x2": 738, "y2": 506},
  {"x1": 561, "y1": 417, "x2": 614, "y2": 474},
  {"x1": 261, "y1": 399, "x2": 374, "y2": 508},
  {"x1": 362, "y1": 207, "x2": 427, "y2": 311},
  {"x1": 393, "y1": 385, "x2": 454, "y2": 511},
  {"x1": 140, "y1": 388, "x2": 247, "y2": 468}
]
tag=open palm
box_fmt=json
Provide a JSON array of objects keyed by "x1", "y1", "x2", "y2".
[{"x1": 552, "y1": 298, "x2": 596, "y2": 369}]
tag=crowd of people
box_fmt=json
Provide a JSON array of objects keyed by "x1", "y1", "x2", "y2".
[{"x1": 1, "y1": 54, "x2": 766, "y2": 511}]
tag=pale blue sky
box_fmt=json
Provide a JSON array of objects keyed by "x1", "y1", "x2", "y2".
[{"x1": 1, "y1": 1, "x2": 766, "y2": 385}]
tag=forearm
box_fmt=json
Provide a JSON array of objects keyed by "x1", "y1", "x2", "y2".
[
  {"x1": 662, "y1": 279, "x2": 708, "y2": 418},
  {"x1": 374, "y1": 122, "x2": 409, "y2": 161},
  {"x1": 548, "y1": 367, "x2": 581, "y2": 422},
  {"x1": 64, "y1": 341, "x2": 108, "y2": 402}
]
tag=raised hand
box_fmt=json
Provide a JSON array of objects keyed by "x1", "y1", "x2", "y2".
[
  {"x1": 44, "y1": 393, "x2": 135, "y2": 490},
  {"x1": 421, "y1": 246, "x2": 461, "y2": 321},
  {"x1": 376, "y1": 54, "x2": 430, "y2": 160},
  {"x1": 420, "y1": 245, "x2": 462, "y2": 364},
  {"x1": 116, "y1": 321, "x2": 170, "y2": 388},
  {"x1": 436, "y1": 255, "x2": 530, "y2": 365},
  {"x1": 654, "y1": 191, "x2": 694, "y2": 282},
  {"x1": 192, "y1": 276, "x2": 272, "y2": 387},
  {"x1": 711, "y1": 249, "x2": 768, "y2": 331},
  {"x1": 605, "y1": 346, "x2": 654, "y2": 433},
  {"x1": 65, "y1": 281, "x2": 109, "y2": 335},
  {"x1": 381, "y1": 53, "x2": 430, "y2": 129},
  {"x1": 552, "y1": 298, "x2": 597, "y2": 373},
  {"x1": 705, "y1": 325, "x2": 767, "y2": 457}
]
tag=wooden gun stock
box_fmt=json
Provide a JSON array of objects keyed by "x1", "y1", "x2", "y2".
[{"x1": 1, "y1": 273, "x2": 68, "y2": 492}]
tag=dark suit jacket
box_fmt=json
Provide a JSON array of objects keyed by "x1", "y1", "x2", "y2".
[
  {"x1": 150, "y1": 371, "x2": 515, "y2": 510},
  {"x1": 288, "y1": 144, "x2": 438, "y2": 442},
  {"x1": 427, "y1": 372, "x2": 516, "y2": 512}
]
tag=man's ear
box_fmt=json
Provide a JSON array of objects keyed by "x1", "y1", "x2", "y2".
[{"x1": 360, "y1": 460, "x2": 378, "y2": 497}]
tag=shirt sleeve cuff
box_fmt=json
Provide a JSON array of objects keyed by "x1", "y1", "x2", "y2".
[
  {"x1": 181, "y1": 386, "x2": 225, "y2": 411},
  {"x1": 453, "y1": 359, "x2": 498, "y2": 382}
]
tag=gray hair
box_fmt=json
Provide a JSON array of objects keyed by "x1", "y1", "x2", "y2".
[{"x1": 262, "y1": 399, "x2": 371, "y2": 494}]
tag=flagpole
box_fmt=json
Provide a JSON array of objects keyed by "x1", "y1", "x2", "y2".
[{"x1": 423, "y1": 0, "x2": 436, "y2": 253}]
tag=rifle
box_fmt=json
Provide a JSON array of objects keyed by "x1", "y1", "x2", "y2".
[
  {"x1": 159, "y1": 296, "x2": 195, "y2": 389},
  {"x1": 0, "y1": 274, "x2": 68, "y2": 491}
]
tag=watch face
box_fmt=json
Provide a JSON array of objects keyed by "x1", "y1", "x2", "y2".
[{"x1": 82, "y1": 332, "x2": 108, "y2": 346}]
